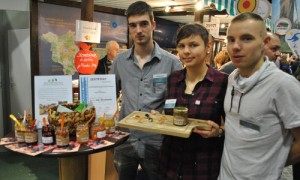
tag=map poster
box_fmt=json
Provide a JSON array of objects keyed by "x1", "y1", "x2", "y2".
[
  {"x1": 38, "y1": 3, "x2": 127, "y2": 79},
  {"x1": 34, "y1": 75, "x2": 73, "y2": 128},
  {"x1": 79, "y1": 75, "x2": 117, "y2": 119}
]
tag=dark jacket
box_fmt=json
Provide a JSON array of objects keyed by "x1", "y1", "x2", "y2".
[{"x1": 95, "y1": 55, "x2": 112, "y2": 74}]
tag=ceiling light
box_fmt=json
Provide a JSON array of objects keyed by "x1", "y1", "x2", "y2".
[
  {"x1": 195, "y1": 2, "x2": 203, "y2": 10},
  {"x1": 165, "y1": 6, "x2": 171, "y2": 12}
]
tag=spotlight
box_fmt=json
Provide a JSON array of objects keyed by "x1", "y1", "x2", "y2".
[
  {"x1": 165, "y1": 6, "x2": 171, "y2": 12},
  {"x1": 195, "y1": 2, "x2": 203, "y2": 10}
]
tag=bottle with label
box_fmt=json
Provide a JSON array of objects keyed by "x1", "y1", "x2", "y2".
[{"x1": 42, "y1": 125, "x2": 54, "y2": 145}]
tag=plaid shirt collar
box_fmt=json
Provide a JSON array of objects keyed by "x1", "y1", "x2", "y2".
[{"x1": 177, "y1": 65, "x2": 215, "y2": 83}]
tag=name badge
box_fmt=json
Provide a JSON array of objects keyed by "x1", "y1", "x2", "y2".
[
  {"x1": 164, "y1": 99, "x2": 176, "y2": 109},
  {"x1": 153, "y1": 74, "x2": 167, "y2": 93},
  {"x1": 153, "y1": 74, "x2": 167, "y2": 83},
  {"x1": 195, "y1": 100, "x2": 201, "y2": 105},
  {"x1": 240, "y1": 119, "x2": 260, "y2": 131}
]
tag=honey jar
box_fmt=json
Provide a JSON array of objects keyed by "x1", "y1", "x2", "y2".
[
  {"x1": 55, "y1": 127, "x2": 69, "y2": 147},
  {"x1": 76, "y1": 123, "x2": 89, "y2": 144},
  {"x1": 173, "y1": 107, "x2": 188, "y2": 126}
]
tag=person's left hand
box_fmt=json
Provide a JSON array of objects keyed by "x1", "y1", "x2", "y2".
[{"x1": 193, "y1": 120, "x2": 221, "y2": 138}]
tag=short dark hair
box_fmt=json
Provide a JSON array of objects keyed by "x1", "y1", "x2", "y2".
[
  {"x1": 176, "y1": 23, "x2": 209, "y2": 46},
  {"x1": 231, "y1": 12, "x2": 264, "y2": 23},
  {"x1": 126, "y1": 1, "x2": 154, "y2": 22},
  {"x1": 230, "y1": 12, "x2": 266, "y2": 37}
]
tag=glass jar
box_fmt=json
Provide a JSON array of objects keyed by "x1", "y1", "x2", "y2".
[
  {"x1": 55, "y1": 126, "x2": 69, "y2": 147},
  {"x1": 173, "y1": 107, "x2": 188, "y2": 126},
  {"x1": 15, "y1": 124, "x2": 25, "y2": 143},
  {"x1": 24, "y1": 125, "x2": 38, "y2": 145},
  {"x1": 104, "y1": 114, "x2": 116, "y2": 134},
  {"x1": 42, "y1": 125, "x2": 54, "y2": 145},
  {"x1": 76, "y1": 123, "x2": 89, "y2": 144},
  {"x1": 90, "y1": 118, "x2": 106, "y2": 141}
]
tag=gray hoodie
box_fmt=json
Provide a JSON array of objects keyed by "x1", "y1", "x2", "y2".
[{"x1": 219, "y1": 59, "x2": 300, "y2": 179}]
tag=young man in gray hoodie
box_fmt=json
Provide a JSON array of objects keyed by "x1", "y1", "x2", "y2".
[{"x1": 218, "y1": 12, "x2": 300, "y2": 179}]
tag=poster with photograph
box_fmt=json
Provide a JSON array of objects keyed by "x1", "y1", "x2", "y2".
[{"x1": 34, "y1": 75, "x2": 73, "y2": 128}]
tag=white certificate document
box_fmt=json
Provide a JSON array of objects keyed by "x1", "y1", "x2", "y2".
[
  {"x1": 79, "y1": 75, "x2": 117, "y2": 119},
  {"x1": 34, "y1": 75, "x2": 73, "y2": 128}
]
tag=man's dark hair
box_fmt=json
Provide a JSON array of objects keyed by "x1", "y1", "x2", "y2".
[
  {"x1": 231, "y1": 12, "x2": 264, "y2": 23},
  {"x1": 176, "y1": 23, "x2": 209, "y2": 46},
  {"x1": 230, "y1": 12, "x2": 266, "y2": 37},
  {"x1": 126, "y1": 1, "x2": 154, "y2": 22}
]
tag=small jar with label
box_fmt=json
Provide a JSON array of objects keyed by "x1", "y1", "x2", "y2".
[
  {"x1": 104, "y1": 114, "x2": 116, "y2": 134},
  {"x1": 93, "y1": 117, "x2": 106, "y2": 141},
  {"x1": 15, "y1": 124, "x2": 25, "y2": 144},
  {"x1": 173, "y1": 107, "x2": 188, "y2": 126},
  {"x1": 42, "y1": 125, "x2": 54, "y2": 145},
  {"x1": 55, "y1": 127, "x2": 69, "y2": 147},
  {"x1": 76, "y1": 123, "x2": 89, "y2": 144},
  {"x1": 24, "y1": 125, "x2": 38, "y2": 145}
]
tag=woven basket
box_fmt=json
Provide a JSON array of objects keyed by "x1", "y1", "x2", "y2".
[{"x1": 47, "y1": 103, "x2": 96, "y2": 136}]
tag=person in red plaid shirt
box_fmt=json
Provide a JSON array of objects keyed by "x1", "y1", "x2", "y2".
[{"x1": 158, "y1": 23, "x2": 228, "y2": 179}]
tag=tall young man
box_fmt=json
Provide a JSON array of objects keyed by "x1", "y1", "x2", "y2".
[
  {"x1": 110, "y1": 1, "x2": 182, "y2": 179},
  {"x1": 218, "y1": 12, "x2": 300, "y2": 179}
]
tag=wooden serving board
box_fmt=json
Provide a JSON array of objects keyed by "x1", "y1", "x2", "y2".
[{"x1": 118, "y1": 111, "x2": 212, "y2": 138}]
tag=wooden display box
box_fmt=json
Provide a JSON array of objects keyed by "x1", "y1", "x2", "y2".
[{"x1": 118, "y1": 111, "x2": 212, "y2": 138}]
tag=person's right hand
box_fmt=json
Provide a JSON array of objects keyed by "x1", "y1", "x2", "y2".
[{"x1": 150, "y1": 110, "x2": 160, "y2": 115}]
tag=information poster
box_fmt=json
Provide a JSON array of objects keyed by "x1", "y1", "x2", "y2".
[
  {"x1": 79, "y1": 75, "x2": 117, "y2": 118},
  {"x1": 75, "y1": 20, "x2": 101, "y2": 43},
  {"x1": 34, "y1": 75, "x2": 73, "y2": 127}
]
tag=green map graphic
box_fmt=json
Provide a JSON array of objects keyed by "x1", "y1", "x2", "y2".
[{"x1": 41, "y1": 31, "x2": 78, "y2": 75}]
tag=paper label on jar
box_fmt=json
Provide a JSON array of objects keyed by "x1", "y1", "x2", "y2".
[
  {"x1": 42, "y1": 136, "x2": 53, "y2": 144},
  {"x1": 174, "y1": 117, "x2": 187, "y2": 126},
  {"x1": 25, "y1": 133, "x2": 38, "y2": 143},
  {"x1": 16, "y1": 131, "x2": 25, "y2": 142},
  {"x1": 96, "y1": 131, "x2": 106, "y2": 138},
  {"x1": 56, "y1": 137, "x2": 69, "y2": 146},
  {"x1": 78, "y1": 136, "x2": 89, "y2": 143}
]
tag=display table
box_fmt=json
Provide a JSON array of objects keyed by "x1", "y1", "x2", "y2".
[{"x1": 2, "y1": 132, "x2": 129, "y2": 180}]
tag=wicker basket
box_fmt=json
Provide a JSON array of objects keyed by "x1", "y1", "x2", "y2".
[{"x1": 47, "y1": 103, "x2": 96, "y2": 136}]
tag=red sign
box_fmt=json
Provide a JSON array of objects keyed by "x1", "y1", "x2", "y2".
[{"x1": 74, "y1": 42, "x2": 98, "y2": 74}]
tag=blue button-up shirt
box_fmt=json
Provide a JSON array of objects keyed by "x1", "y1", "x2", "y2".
[{"x1": 110, "y1": 42, "x2": 182, "y2": 154}]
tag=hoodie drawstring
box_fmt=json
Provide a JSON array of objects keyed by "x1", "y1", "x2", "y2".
[
  {"x1": 237, "y1": 93, "x2": 243, "y2": 113},
  {"x1": 229, "y1": 86, "x2": 243, "y2": 113},
  {"x1": 229, "y1": 86, "x2": 234, "y2": 112}
]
